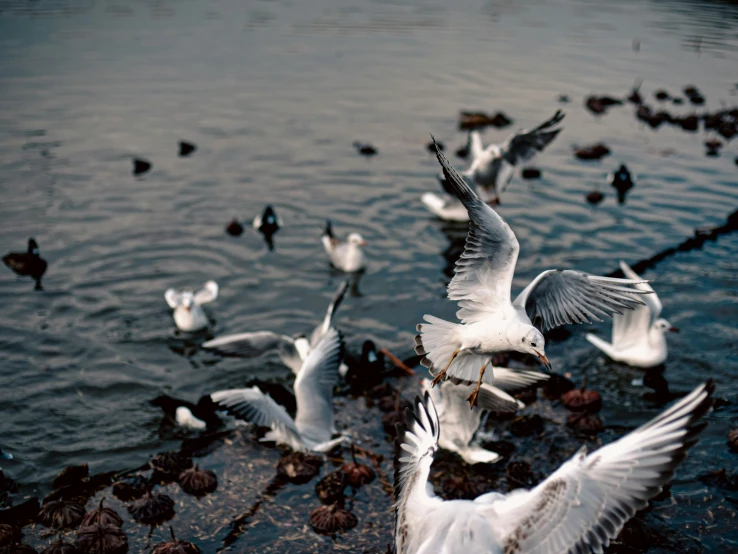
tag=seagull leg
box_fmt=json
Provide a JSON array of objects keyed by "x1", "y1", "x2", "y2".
[
  {"x1": 431, "y1": 349, "x2": 460, "y2": 386},
  {"x1": 466, "y1": 360, "x2": 490, "y2": 409}
]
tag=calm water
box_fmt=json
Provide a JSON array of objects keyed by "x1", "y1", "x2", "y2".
[{"x1": 1, "y1": 0, "x2": 737, "y2": 550}]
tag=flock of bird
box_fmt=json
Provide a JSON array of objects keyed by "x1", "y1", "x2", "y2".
[{"x1": 2, "y1": 106, "x2": 717, "y2": 553}]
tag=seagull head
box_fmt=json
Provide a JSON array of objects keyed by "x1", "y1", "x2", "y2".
[
  {"x1": 520, "y1": 328, "x2": 551, "y2": 371},
  {"x1": 655, "y1": 318, "x2": 679, "y2": 333},
  {"x1": 347, "y1": 232, "x2": 366, "y2": 247}
]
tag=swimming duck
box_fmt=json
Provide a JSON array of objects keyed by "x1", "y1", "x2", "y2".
[
  {"x1": 321, "y1": 220, "x2": 366, "y2": 273},
  {"x1": 164, "y1": 281, "x2": 219, "y2": 332},
  {"x1": 3, "y1": 238, "x2": 47, "y2": 287}
]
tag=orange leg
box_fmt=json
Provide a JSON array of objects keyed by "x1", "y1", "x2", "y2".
[
  {"x1": 466, "y1": 360, "x2": 490, "y2": 409},
  {"x1": 431, "y1": 349, "x2": 460, "y2": 387}
]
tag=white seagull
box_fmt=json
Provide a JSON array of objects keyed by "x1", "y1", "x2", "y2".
[
  {"x1": 415, "y1": 144, "x2": 651, "y2": 407},
  {"x1": 201, "y1": 280, "x2": 349, "y2": 374},
  {"x1": 420, "y1": 368, "x2": 549, "y2": 465},
  {"x1": 165, "y1": 281, "x2": 219, "y2": 332},
  {"x1": 322, "y1": 220, "x2": 367, "y2": 273},
  {"x1": 463, "y1": 110, "x2": 565, "y2": 205},
  {"x1": 586, "y1": 261, "x2": 678, "y2": 368},
  {"x1": 210, "y1": 327, "x2": 347, "y2": 452},
  {"x1": 421, "y1": 172, "x2": 496, "y2": 223},
  {"x1": 394, "y1": 380, "x2": 714, "y2": 554}
]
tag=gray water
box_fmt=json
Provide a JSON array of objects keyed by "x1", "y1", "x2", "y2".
[{"x1": 1, "y1": 0, "x2": 737, "y2": 551}]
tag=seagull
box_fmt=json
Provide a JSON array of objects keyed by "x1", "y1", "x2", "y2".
[
  {"x1": 150, "y1": 394, "x2": 221, "y2": 431},
  {"x1": 165, "y1": 281, "x2": 219, "y2": 332},
  {"x1": 420, "y1": 368, "x2": 549, "y2": 465},
  {"x1": 210, "y1": 327, "x2": 347, "y2": 452},
  {"x1": 322, "y1": 220, "x2": 366, "y2": 273},
  {"x1": 586, "y1": 262, "x2": 678, "y2": 368},
  {"x1": 421, "y1": 172, "x2": 496, "y2": 223},
  {"x1": 415, "y1": 144, "x2": 651, "y2": 407},
  {"x1": 463, "y1": 111, "x2": 565, "y2": 205},
  {"x1": 393, "y1": 381, "x2": 714, "y2": 554},
  {"x1": 202, "y1": 280, "x2": 349, "y2": 374}
]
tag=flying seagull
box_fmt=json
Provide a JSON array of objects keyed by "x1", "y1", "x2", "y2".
[
  {"x1": 394, "y1": 380, "x2": 714, "y2": 554},
  {"x1": 415, "y1": 143, "x2": 650, "y2": 407}
]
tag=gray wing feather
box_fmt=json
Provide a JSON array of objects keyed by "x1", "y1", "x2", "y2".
[
  {"x1": 294, "y1": 327, "x2": 344, "y2": 444},
  {"x1": 513, "y1": 270, "x2": 651, "y2": 331},
  {"x1": 432, "y1": 140, "x2": 520, "y2": 323},
  {"x1": 502, "y1": 110, "x2": 565, "y2": 165}
]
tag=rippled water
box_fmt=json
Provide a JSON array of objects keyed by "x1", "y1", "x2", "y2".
[{"x1": 1, "y1": 0, "x2": 737, "y2": 550}]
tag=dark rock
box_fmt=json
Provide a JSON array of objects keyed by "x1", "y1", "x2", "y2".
[
  {"x1": 315, "y1": 471, "x2": 346, "y2": 505},
  {"x1": 225, "y1": 219, "x2": 243, "y2": 237},
  {"x1": 132, "y1": 158, "x2": 151, "y2": 176},
  {"x1": 52, "y1": 465, "x2": 89, "y2": 491},
  {"x1": 127, "y1": 493, "x2": 175, "y2": 526},
  {"x1": 728, "y1": 430, "x2": 738, "y2": 453},
  {"x1": 308, "y1": 504, "x2": 357, "y2": 534},
  {"x1": 586, "y1": 190, "x2": 604, "y2": 205},
  {"x1": 151, "y1": 527, "x2": 200, "y2": 554},
  {"x1": 574, "y1": 143, "x2": 610, "y2": 160},
  {"x1": 178, "y1": 141, "x2": 196, "y2": 157},
  {"x1": 80, "y1": 499, "x2": 122, "y2": 529},
  {"x1": 39, "y1": 501, "x2": 85, "y2": 530},
  {"x1": 562, "y1": 388, "x2": 602, "y2": 413},
  {"x1": 276, "y1": 452, "x2": 323, "y2": 485},
  {"x1": 76, "y1": 523, "x2": 128, "y2": 554},
  {"x1": 521, "y1": 167, "x2": 541, "y2": 179},
  {"x1": 178, "y1": 466, "x2": 217, "y2": 497},
  {"x1": 40, "y1": 538, "x2": 79, "y2": 554},
  {"x1": 111, "y1": 475, "x2": 148, "y2": 502},
  {"x1": 509, "y1": 414, "x2": 544, "y2": 437}
]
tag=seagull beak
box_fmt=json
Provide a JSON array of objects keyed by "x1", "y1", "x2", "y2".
[
  {"x1": 535, "y1": 351, "x2": 552, "y2": 371},
  {"x1": 668, "y1": 327, "x2": 679, "y2": 333}
]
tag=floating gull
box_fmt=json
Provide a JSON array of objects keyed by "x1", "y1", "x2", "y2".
[
  {"x1": 210, "y1": 327, "x2": 347, "y2": 452},
  {"x1": 165, "y1": 281, "x2": 218, "y2": 332},
  {"x1": 415, "y1": 144, "x2": 650, "y2": 407},
  {"x1": 202, "y1": 280, "x2": 349, "y2": 374},
  {"x1": 463, "y1": 111, "x2": 564, "y2": 205},
  {"x1": 420, "y1": 368, "x2": 549, "y2": 464},
  {"x1": 322, "y1": 220, "x2": 366, "y2": 273},
  {"x1": 586, "y1": 261, "x2": 678, "y2": 368},
  {"x1": 394, "y1": 381, "x2": 714, "y2": 554}
]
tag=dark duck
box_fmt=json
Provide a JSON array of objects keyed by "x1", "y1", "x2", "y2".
[{"x1": 4, "y1": 238, "x2": 47, "y2": 289}]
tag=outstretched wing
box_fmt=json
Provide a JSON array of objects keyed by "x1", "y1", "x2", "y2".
[
  {"x1": 202, "y1": 331, "x2": 296, "y2": 359},
  {"x1": 502, "y1": 110, "x2": 565, "y2": 165},
  {"x1": 513, "y1": 269, "x2": 651, "y2": 331},
  {"x1": 294, "y1": 327, "x2": 344, "y2": 445},
  {"x1": 482, "y1": 381, "x2": 714, "y2": 554},
  {"x1": 310, "y1": 279, "x2": 349, "y2": 346},
  {"x1": 210, "y1": 386, "x2": 303, "y2": 448},
  {"x1": 433, "y1": 139, "x2": 520, "y2": 323},
  {"x1": 194, "y1": 281, "x2": 218, "y2": 305}
]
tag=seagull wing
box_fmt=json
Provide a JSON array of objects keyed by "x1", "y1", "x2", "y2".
[
  {"x1": 501, "y1": 110, "x2": 565, "y2": 166},
  {"x1": 210, "y1": 386, "x2": 303, "y2": 448},
  {"x1": 202, "y1": 331, "x2": 297, "y2": 360},
  {"x1": 194, "y1": 281, "x2": 219, "y2": 304},
  {"x1": 310, "y1": 279, "x2": 349, "y2": 346},
  {"x1": 433, "y1": 140, "x2": 520, "y2": 323},
  {"x1": 294, "y1": 327, "x2": 344, "y2": 445},
  {"x1": 512, "y1": 269, "x2": 651, "y2": 331},
  {"x1": 481, "y1": 381, "x2": 713, "y2": 554}
]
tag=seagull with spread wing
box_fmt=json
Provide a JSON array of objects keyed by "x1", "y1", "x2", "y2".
[
  {"x1": 586, "y1": 261, "x2": 678, "y2": 367},
  {"x1": 415, "y1": 144, "x2": 651, "y2": 407},
  {"x1": 202, "y1": 280, "x2": 349, "y2": 374},
  {"x1": 394, "y1": 381, "x2": 714, "y2": 554},
  {"x1": 210, "y1": 327, "x2": 347, "y2": 452},
  {"x1": 464, "y1": 110, "x2": 564, "y2": 205},
  {"x1": 420, "y1": 368, "x2": 549, "y2": 465}
]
